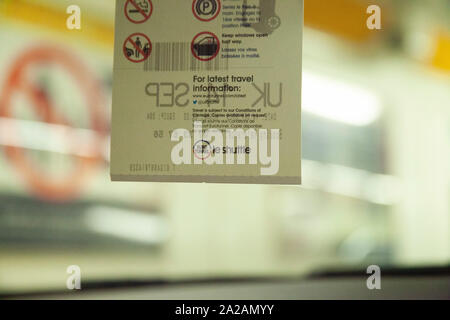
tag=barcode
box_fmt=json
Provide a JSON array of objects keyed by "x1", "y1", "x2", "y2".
[{"x1": 143, "y1": 42, "x2": 228, "y2": 72}]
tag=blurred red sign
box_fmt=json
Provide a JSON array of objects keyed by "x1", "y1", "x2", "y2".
[{"x1": 0, "y1": 46, "x2": 108, "y2": 202}]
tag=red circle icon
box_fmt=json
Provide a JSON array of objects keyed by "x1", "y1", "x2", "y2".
[
  {"x1": 193, "y1": 140, "x2": 213, "y2": 161},
  {"x1": 192, "y1": 0, "x2": 221, "y2": 22},
  {"x1": 191, "y1": 32, "x2": 220, "y2": 61},
  {"x1": 0, "y1": 46, "x2": 108, "y2": 202},
  {"x1": 123, "y1": 33, "x2": 152, "y2": 63},
  {"x1": 125, "y1": 0, "x2": 153, "y2": 24}
]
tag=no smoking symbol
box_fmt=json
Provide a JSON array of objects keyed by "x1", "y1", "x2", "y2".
[
  {"x1": 125, "y1": 0, "x2": 153, "y2": 24},
  {"x1": 123, "y1": 33, "x2": 152, "y2": 63},
  {"x1": 193, "y1": 0, "x2": 221, "y2": 22}
]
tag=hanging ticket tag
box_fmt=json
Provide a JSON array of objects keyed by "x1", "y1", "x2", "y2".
[{"x1": 111, "y1": 0, "x2": 303, "y2": 184}]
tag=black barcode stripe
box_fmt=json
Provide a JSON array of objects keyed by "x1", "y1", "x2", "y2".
[{"x1": 144, "y1": 42, "x2": 228, "y2": 72}]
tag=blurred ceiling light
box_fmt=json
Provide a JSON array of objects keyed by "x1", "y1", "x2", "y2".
[
  {"x1": 2, "y1": 0, "x2": 114, "y2": 47},
  {"x1": 0, "y1": 117, "x2": 108, "y2": 159},
  {"x1": 301, "y1": 159, "x2": 400, "y2": 206},
  {"x1": 304, "y1": 0, "x2": 389, "y2": 42},
  {"x1": 84, "y1": 206, "x2": 169, "y2": 245},
  {"x1": 302, "y1": 71, "x2": 382, "y2": 126}
]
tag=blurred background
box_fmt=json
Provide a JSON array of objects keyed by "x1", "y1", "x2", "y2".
[{"x1": 0, "y1": 0, "x2": 448, "y2": 294}]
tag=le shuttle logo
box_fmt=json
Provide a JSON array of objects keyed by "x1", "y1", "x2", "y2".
[{"x1": 171, "y1": 121, "x2": 280, "y2": 176}]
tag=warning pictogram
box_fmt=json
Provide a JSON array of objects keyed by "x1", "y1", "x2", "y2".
[
  {"x1": 191, "y1": 32, "x2": 220, "y2": 61},
  {"x1": 0, "y1": 46, "x2": 108, "y2": 202},
  {"x1": 123, "y1": 33, "x2": 152, "y2": 63},
  {"x1": 125, "y1": 0, "x2": 153, "y2": 24},
  {"x1": 193, "y1": 0, "x2": 221, "y2": 22}
]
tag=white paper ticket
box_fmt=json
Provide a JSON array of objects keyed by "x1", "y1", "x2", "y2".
[{"x1": 111, "y1": 0, "x2": 303, "y2": 184}]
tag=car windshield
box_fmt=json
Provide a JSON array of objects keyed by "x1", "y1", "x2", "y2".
[{"x1": 0, "y1": 0, "x2": 449, "y2": 295}]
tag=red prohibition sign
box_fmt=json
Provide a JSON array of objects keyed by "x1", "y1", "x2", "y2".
[
  {"x1": 192, "y1": 0, "x2": 221, "y2": 22},
  {"x1": 124, "y1": 0, "x2": 153, "y2": 24},
  {"x1": 123, "y1": 33, "x2": 152, "y2": 63},
  {"x1": 191, "y1": 31, "x2": 220, "y2": 61},
  {"x1": 0, "y1": 45, "x2": 108, "y2": 202}
]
